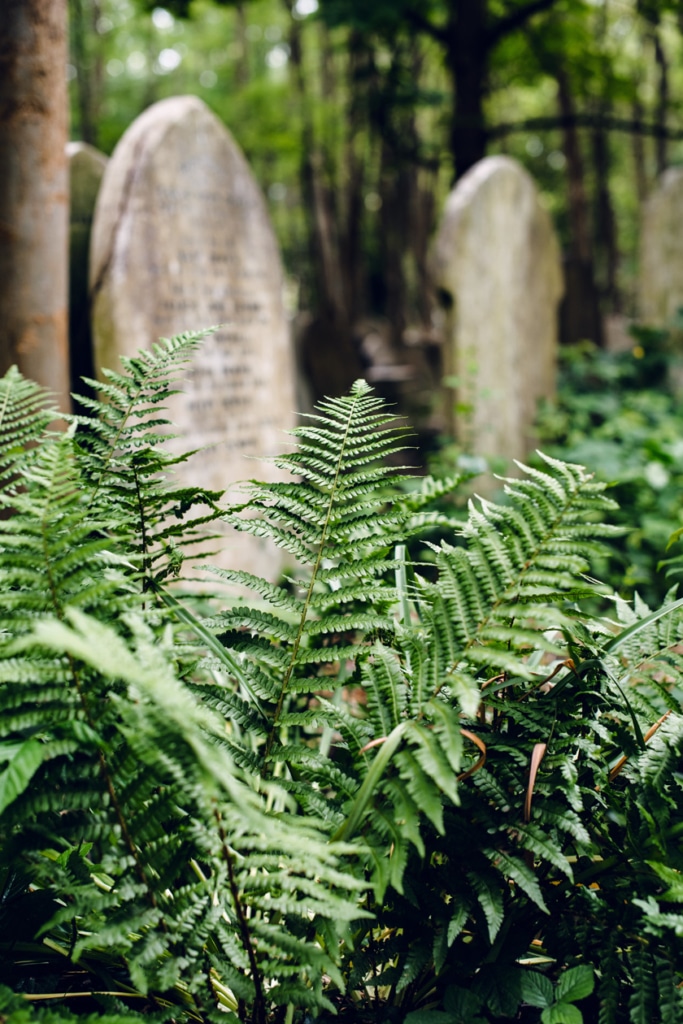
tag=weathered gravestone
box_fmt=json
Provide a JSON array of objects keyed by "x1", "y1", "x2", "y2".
[
  {"x1": 433, "y1": 156, "x2": 563, "y2": 467},
  {"x1": 90, "y1": 95, "x2": 296, "y2": 582},
  {"x1": 639, "y1": 167, "x2": 683, "y2": 326},
  {"x1": 68, "y1": 142, "x2": 108, "y2": 401}
]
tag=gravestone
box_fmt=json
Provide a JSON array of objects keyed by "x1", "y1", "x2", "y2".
[
  {"x1": 90, "y1": 95, "x2": 296, "y2": 583},
  {"x1": 68, "y1": 142, "x2": 108, "y2": 402},
  {"x1": 639, "y1": 168, "x2": 683, "y2": 326},
  {"x1": 432, "y1": 156, "x2": 563, "y2": 467}
]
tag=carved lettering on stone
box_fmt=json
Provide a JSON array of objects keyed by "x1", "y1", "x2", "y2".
[{"x1": 90, "y1": 95, "x2": 296, "y2": 582}]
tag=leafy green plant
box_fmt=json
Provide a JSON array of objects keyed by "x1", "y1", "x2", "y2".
[
  {"x1": 3, "y1": 338, "x2": 683, "y2": 1023},
  {"x1": 535, "y1": 332, "x2": 683, "y2": 604}
]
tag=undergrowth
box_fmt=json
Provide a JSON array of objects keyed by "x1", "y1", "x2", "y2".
[{"x1": 2, "y1": 333, "x2": 683, "y2": 1024}]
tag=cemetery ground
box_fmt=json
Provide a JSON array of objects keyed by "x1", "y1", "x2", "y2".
[{"x1": 4, "y1": 331, "x2": 683, "y2": 1024}]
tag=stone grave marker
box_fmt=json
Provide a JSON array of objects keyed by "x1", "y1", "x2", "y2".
[
  {"x1": 90, "y1": 95, "x2": 296, "y2": 583},
  {"x1": 68, "y1": 142, "x2": 108, "y2": 401},
  {"x1": 432, "y1": 155, "x2": 563, "y2": 468},
  {"x1": 639, "y1": 167, "x2": 683, "y2": 326}
]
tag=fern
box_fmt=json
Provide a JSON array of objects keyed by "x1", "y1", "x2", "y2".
[
  {"x1": 75, "y1": 330, "x2": 225, "y2": 586},
  {"x1": 0, "y1": 363, "x2": 368, "y2": 1024},
  {"x1": 4, "y1": 351, "x2": 683, "y2": 1024}
]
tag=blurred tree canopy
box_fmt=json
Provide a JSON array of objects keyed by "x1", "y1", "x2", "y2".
[{"x1": 66, "y1": 0, "x2": 683, "y2": 398}]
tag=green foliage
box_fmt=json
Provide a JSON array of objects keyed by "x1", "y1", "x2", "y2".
[
  {"x1": 3, "y1": 340, "x2": 683, "y2": 1023},
  {"x1": 536, "y1": 333, "x2": 683, "y2": 604}
]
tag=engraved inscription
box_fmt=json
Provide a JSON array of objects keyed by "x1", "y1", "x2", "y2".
[{"x1": 90, "y1": 96, "x2": 296, "y2": 581}]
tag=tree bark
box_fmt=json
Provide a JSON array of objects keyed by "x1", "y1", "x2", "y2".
[
  {"x1": 284, "y1": 1, "x2": 361, "y2": 397},
  {"x1": 632, "y1": 97, "x2": 648, "y2": 204},
  {"x1": 652, "y1": 26, "x2": 669, "y2": 176},
  {"x1": 0, "y1": 0, "x2": 71, "y2": 410},
  {"x1": 446, "y1": 0, "x2": 489, "y2": 181},
  {"x1": 592, "y1": 107, "x2": 620, "y2": 311},
  {"x1": 341, "y1": 30, "x2": 369, "y2": 325},
  {"x1": 69, "y1": 0, "x2": 96, "y2": 144},
  {"x1": 555, "y1": 67, "x2": 603, "y2": 346}
]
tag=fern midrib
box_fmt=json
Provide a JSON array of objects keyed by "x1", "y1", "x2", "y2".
[
  {"x1": 214, "y1": 805, "x2": 267, "y2": 1024},
  {"x1": 86, "y1": 387, "x2": 143, "y2": 510},
  {"x1": 133, "y1": 463, "x2": 152, "y2": 590},
  {"x1": 263, "y1": 389, "x2": 363, "y2": 763}
]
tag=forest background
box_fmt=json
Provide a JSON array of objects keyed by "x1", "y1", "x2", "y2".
[
  {"x1": 63, "y1": 0, "x2": 683, "y2": 605},
  {"x1": 68, "y1": 0, "x2": 683, "y2": 363}
]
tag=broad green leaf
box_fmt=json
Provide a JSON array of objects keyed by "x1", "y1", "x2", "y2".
[
  {"x1": 521, "y1": 970, "x2": 555, "y2": 1009},
  {"x1": 556, "y1": 965, "x2": 594, "y2": 1004},
  {"x1": 444, "y1": 984, "x2": 485, "y2": 1023},
  {"x1": 542, "y1": 1003, "x2": 583, "y2": 1024}
]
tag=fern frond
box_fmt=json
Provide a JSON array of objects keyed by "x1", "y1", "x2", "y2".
[
  {"x1": 76, "y1": 329, "x2": 225, "y2": 585},
  {"x1": 0, "y1": 367, "x2": 58, "y2": 495}
]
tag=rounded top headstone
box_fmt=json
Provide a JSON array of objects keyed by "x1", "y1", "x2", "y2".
[
  {"x1": 639, "y1": 166, "x2": 683, "y2": 325},
  {"x1": 89, "y1": 95, "x2": 296, "y2": 584},
  {"x1": 433, "y1": 155, "x2": 563, "y2": 305},
  {"x1": 432, "y1": 155, "x2": 562, "y2": 466}
]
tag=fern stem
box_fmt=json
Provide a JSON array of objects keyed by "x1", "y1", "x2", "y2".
[
  {"x1": 214, "y1": 805, "x2": 267, "y2": 1024},
  {"x1": 264, "y1": 386, "x2": 364, "y2": 763},
  {"x1": 133, "y1": 462, "x2": 152, "y2": 590},
  {"x1": 85, "y1": 392, "x2": 139, "y2": 510}
]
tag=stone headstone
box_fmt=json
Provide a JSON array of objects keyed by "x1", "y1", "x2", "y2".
[
  {"x1": 89, "y1": 96, "x2": 296, "y2": 583},
  {"x1": 432, "y1": 156, "x2": 563, "y2": 467},
  {"x1": 639, "y1": 168, "x2": 683, "y2": 326},
  {"x1": 68, "y1": 142, "x2": 108, "y2": 403}
]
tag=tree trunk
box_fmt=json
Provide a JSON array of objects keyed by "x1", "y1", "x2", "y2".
[
  {"x1": 632, "y1": 97, "x2": 648, "y2": 204},
  {"x1": 652, "y1": 26, "x2": 669, "y2": 176},
  {"x1": 446, "y1": 0, "x2": 489, "y2": 180},
  {"x1": 284, "y1": 1, "x2": 361, "y2": 398},
  {"x1": 235, "y1": 4, "x2": 249, "y2": 88},
  {"x1": 0, "y1": 0, "x2": 71, "y2": 410},
  {"x1": 69, "y1": 0, "x2": 96, "y2": 144},
  {"x1": 341, "y1": 30, "x2": 369, "y2": 325},
  {"x1": 555, "y1": 67, "x2": 603, "y2": 346},
  {"x1": 592, "y1": 103, "x2": 620, "y2": 311}
]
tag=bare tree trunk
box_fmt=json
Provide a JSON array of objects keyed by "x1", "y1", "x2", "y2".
[
  {"x1": 341, "y1": 30, "x2": 369, "y2": 325},
  {"x1": 592, "y1": 103, "x2": 620, "y2": 311},
  {"x1": 555, "y1": 67, "x2": 603, "y2": 346},
  {"x1": 0, "y1": 0, "x2": 71, "y2": 410},
  {"x1": 69, "y1": 0, "x2": 96, "y2": 144},
  {"x1": 378, "y1": 140, "x2": 411, "y2": 347},
  {"x1": 447, "y1": 0, "x2": 489, "y2": 180},
  {"x1": 632, "y1": 97, "x2": 648, "y2": 204},
  {"x1": 235, "y1": 3, "x2": 249, "y2": 88},
  {"x1": 652, "y1": 26, "x2": 669, "y2": 176},
  {"x1": 284, "y1": 1, "x2": 361, "y2": 397}
]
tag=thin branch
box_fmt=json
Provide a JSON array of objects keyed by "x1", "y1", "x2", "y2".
[
  {"x1": 487, "y1": 0, "x2": 562, "y2": 48},
  {"x1": 488, "y1": 111, "x2": 683, "y2": 141}
]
